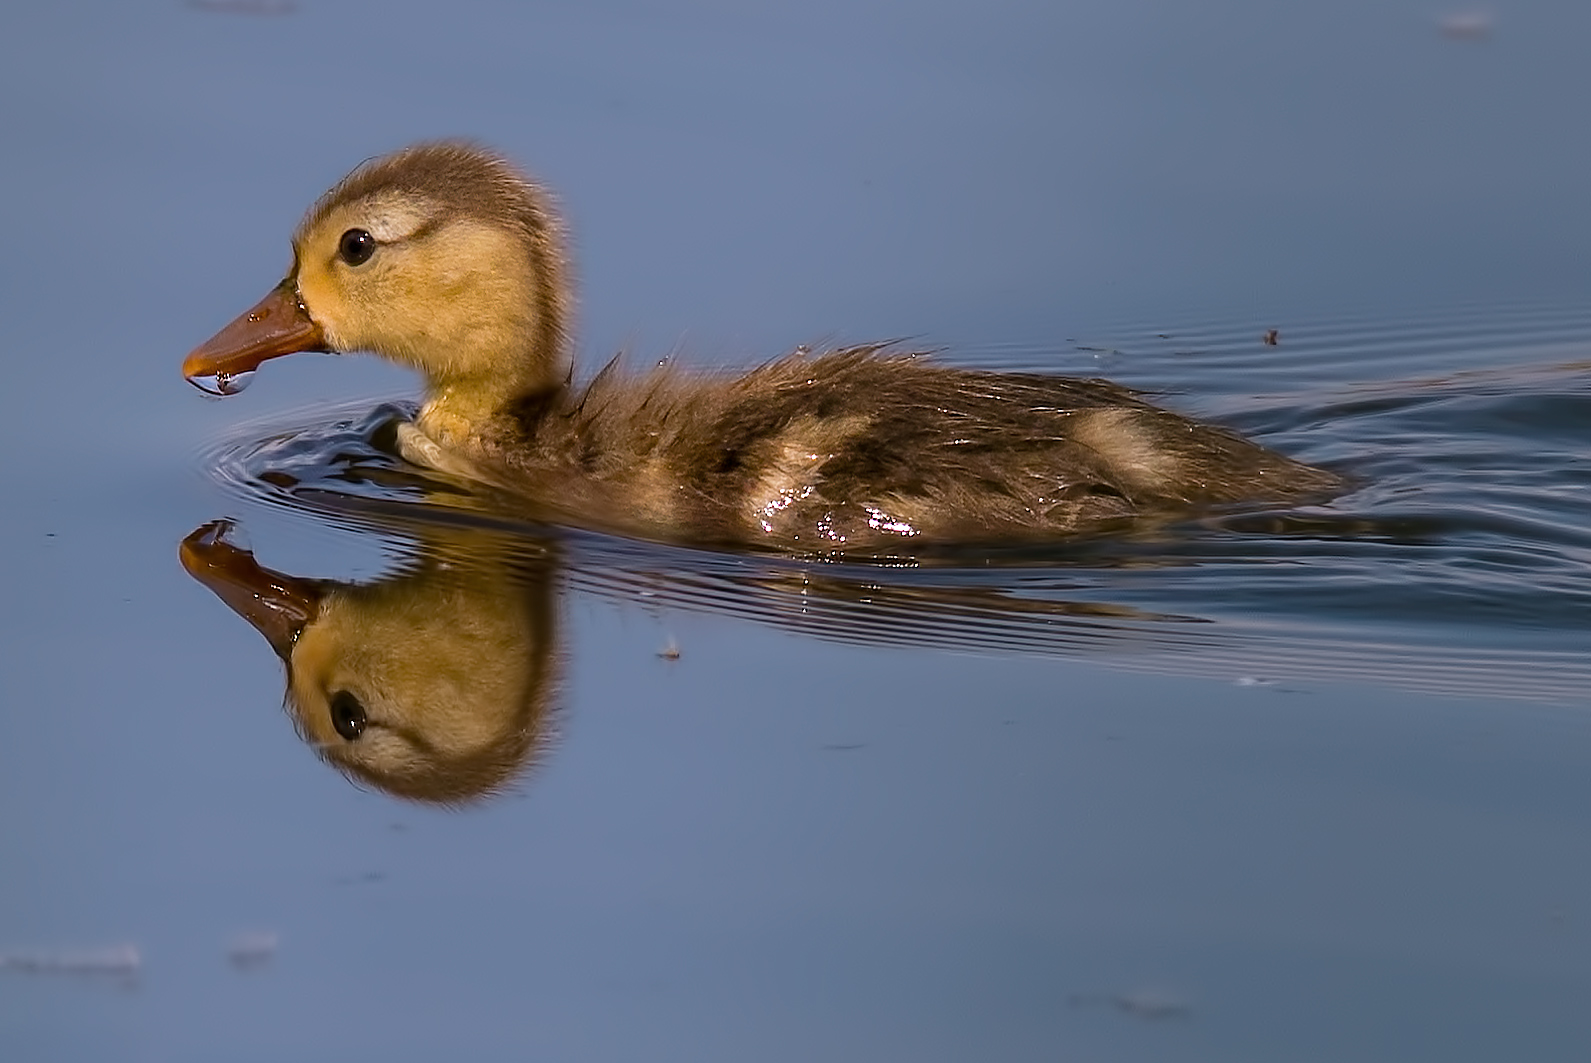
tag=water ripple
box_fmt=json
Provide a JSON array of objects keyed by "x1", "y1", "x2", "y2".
[{"x1": 195, "y1": 305, "x2": 1591, "y2": 702}]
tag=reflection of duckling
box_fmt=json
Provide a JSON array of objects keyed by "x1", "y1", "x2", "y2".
[
  {"x1": 184, "y1": 142, "x2": 1342, "y2": 551},
  {"x1": 179, "y1": 522, "x2": 558, "y2": 803}
]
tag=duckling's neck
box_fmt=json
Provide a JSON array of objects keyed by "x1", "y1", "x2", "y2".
[
  {"x1": 416, "y1": 358, "x2": 566, "y2": 449},
  {"x1": 418, "y1": 380, "x2": 513, "y2": 448}
]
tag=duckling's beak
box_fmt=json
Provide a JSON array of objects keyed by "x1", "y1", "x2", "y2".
[
  {"x1": 180, "y1": 521, "x2": 324, "y2": 660},
  {"x1": 182, "y1": 279, "x2": 327, "y2": 393}
]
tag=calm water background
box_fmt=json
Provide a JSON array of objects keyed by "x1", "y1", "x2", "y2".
[{"x1": 4, "y1": 1, "x2": 1591, "y2": 1060}]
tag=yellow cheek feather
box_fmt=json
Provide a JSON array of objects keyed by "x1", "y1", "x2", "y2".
[
  {"x1": 295, "y1": 209, "x2": 537, "y2": 388},
  {"x1": 287, "y1": 588, "x2": 542, "y2": 757}
]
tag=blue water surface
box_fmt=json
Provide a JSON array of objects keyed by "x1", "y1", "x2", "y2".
[{"x1": 3, "y1": 2, "x2": 1591, "y2": 1061}]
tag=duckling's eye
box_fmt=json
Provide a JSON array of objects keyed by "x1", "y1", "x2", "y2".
[
  {"x1": 337, "y1": 228, "x2": 376, "y2": 266},
  {"x1": 329, "y1": 690, "x2": 367, "y2": 740}
]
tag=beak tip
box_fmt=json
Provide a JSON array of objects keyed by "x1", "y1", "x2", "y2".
[
  {"x1": 178, "y1": 521, "x2": 320, "y2": 658},
  {"x1": 180, "y1": 282, "x2": 324, "y2": 391},
  {"x1": 177, "y1": 520, "x2": 239, "y2": 574}
]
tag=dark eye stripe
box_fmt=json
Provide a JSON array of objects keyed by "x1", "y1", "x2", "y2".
[{"x1": 338, "y1": 228, "x2": 376, "y2": 266}]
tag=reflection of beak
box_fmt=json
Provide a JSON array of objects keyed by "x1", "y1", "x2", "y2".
[
  {"x1": 179, "y1": 521, "x2": 323, "y2": 660},
  {"x1": 182, "y1": 279, "x2": 327, "y2": 390}
]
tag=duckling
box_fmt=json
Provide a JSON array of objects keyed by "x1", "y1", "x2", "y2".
[
  {"x1": 180, "y1": 521, "x2": 559, "y2": 803},
  {"x1": 184, "y1": 141, "x2": 1342, "y2": 552}
]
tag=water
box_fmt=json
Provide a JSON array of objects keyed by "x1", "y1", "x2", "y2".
[
  {"x1": 5, "y1": 2, "x2": 1591, "y2": 1061},
  {"x1": 198, "y1": 307, "x2": 1591, "y2": 700},
  {"x1": 188, "y1": 369, "x2": 255, "y2": 397}
]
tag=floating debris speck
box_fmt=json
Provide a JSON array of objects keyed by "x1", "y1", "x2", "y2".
[
  {"x1": 227, "y1": 931, "x2": 279, "y2": 971},
  {"x1": 186, "y1": 0, "x2": 298, "y2": 15},
  {"x1": 1438, "y1": 10, "x2": 1494, "y2": 40},
  {"x1": 1070, "y1": 987, "x2": 1192, "y2": 1020},
  {"x1": 0, "y1": 944, "x2": 141, "y2": 980}
]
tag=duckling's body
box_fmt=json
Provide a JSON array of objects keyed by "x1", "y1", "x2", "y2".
[
  {"x1": 465, "y1": 346, "x2": 1337, "y2": 549},
  {"x1": 185, "y1": 142, "x2": 1342, "y2": 552}
]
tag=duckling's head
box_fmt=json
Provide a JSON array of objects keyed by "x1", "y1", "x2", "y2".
[
  {"x1": 180, "y1": 522, "x2": 559, "y2": 804},
  {"x1": 184, "y1": 142, "x2": 570, "y2": 439}
]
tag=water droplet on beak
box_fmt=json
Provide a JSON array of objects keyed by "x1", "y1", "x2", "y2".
[{"x1": 189, "y1": 369, "x2": 256, "y2": 396}]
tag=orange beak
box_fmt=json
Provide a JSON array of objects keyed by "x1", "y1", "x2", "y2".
[
  {"x1": 182, "y1": 279, "x2": 328, "y2": 394},
  {"x1": 179, "y1": 521, "x2": 324, "y2": 660}
]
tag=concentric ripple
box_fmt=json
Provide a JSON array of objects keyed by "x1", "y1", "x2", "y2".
[{"x1": 196, "y1": 304, "x2": 1591, "y2": 701}]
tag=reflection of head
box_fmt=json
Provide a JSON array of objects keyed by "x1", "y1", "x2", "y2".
[{"x1": 181, "y1": 523, "x2": 558, "y2": 804}]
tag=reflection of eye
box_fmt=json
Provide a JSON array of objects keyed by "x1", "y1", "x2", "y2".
[
  {"x1": 337, "y1": 228, "x2": 376, "y2": 266},
  {"x1": 329, "y1": 690, "x2": 367, "y2": 740}
]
